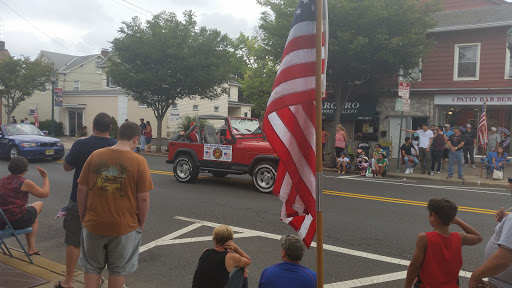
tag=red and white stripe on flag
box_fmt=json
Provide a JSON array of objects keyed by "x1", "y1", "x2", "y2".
[
  {"x1": 33, "y1": 109, "x2": 39, "y2": 127},
  {"x1": 263, "y1": 0, "x2": 327, "y2": 248},
  {"x1": 478, "y1": 102, "x2": 488, "y2": 147}
]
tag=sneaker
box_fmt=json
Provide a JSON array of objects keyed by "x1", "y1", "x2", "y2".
[
  {"x1": 472, "y1": 164, "x2": 476, "y2": 169},
  {"x1": 459, "y1": 176, "x2": 464, "y2": 180},
  {"x1": 446, "y1": 175, "x2": 453, "y2": 179},
  {"x1": 342, "y1": 172, "x2": 345, "y2": 174},
  {"x1": 464, "y1": 164, "x2": 468, "y2": 167},
  {"x1": 430, "y1": 171, "x2": 434, "y2": 176},
  {"x1": 405, "y1": 168, "x2": 410, "y2": 174},
  {"x1": 410, "y1": 168, "x2": 414, "y2": 173},
  {"x1": 436, "y1": 171, "x2": 440, "y2": 174},
  {"x1": 338, "y1": 171, "x2": 341, "y2": 174}
]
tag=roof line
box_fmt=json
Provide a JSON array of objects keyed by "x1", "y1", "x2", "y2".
[
  {"x1": 61, "y1": 54, "x2": 103, "y2": 73},
  {"x1": 431, "y1": 20, "x2": 512, "y2": 33},
  {"x1": 59, "y1": 57, "x2": 79, "y2": 72}
]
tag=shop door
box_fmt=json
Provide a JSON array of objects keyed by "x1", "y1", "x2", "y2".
[
  {"x1": 389, "y1": 116, "x2": 412, "y2": 159},
  {"x1": 68, "y1": 110, "x2": 84, "y2": 137}
]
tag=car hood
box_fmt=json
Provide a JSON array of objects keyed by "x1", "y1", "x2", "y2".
[
  {"x1": 238, "y1": 140, "x2": 275, "y2": 154},
  {"x1": 8, "y1": 135, "x2": 61, "y2": 143}
]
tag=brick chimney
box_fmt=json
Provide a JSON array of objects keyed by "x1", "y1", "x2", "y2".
[
  {"x1": 0, "y1": 41, "x2": 5, "y2": 50},
  {"x1": 101, "y1": 49, "x2": 110, "y2": 57}
]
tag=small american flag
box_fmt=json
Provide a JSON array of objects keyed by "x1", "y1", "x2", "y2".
[
  {"x1": 33, "y1": 108, "x2": 39, "y2": 127},
  {"x1": 478, "y1": 100, "x2": 488, "y2": 148},
  {"x1": 263, "y1": 0, "x2": 328, "y2": 247}
]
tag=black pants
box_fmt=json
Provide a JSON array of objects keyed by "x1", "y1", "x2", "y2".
[
  {"x1": 463, "y1": 145, "x2": 475, "y2": 165},
  {"x1": 335, "y1": 146, "x2": 345, "y2": 158},
  {"x1": 431, "y1": 151, "x2": 443, "y2": 172}
]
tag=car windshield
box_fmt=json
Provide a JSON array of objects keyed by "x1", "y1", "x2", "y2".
[
  {"x1": 230, "y1": 118, "x2": 262, "y2": 135},
  {"x1": 4, "y1": 124, "x2": 44, "y2": 136}
]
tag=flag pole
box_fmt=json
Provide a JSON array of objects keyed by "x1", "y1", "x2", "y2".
[{"x1": 315, "y1": 0, "x2": 324, "y2": 286}]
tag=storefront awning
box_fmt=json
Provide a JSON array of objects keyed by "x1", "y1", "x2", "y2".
[{"x1": 322, "y1": 92, "x2": 378, "y2": 121}]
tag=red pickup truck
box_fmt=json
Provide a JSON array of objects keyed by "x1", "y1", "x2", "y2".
[{"x1": 166, "y1": 115, "x2": 278, "y2": 193}]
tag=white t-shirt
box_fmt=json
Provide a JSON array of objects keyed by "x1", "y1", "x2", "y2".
[
  {"x1": 485, "y1": 213, "x2": 512, "y2": 287},
  {"x1": 337, "y1": 157, "x2": 350, "y2": 163},
  {"x1": 417, "y1": 129, "x2": 434, "y2": 148}
]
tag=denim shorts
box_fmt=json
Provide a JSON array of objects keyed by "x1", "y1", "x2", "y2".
[{"x1": 80, "y1": 227, "x2": 142, "y2": 276}]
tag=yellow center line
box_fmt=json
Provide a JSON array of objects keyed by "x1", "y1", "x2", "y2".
[{"x1": 53, "y1": 163, "x2": 496, "y2": 215}]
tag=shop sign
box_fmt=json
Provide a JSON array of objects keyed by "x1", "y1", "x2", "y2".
[
  {"x1": 169, "y1": 109, "x2": 180, "y2": 121},
  {"x1": 434, "y1": 95, "x2": 512, "y2": 105},
  {"x1": 398, "y1": 82, "x2": 410, "y2": 99},
  {"x1": 54, "y1": 88, "x2": 63, "y2": 107},
  {"x1": 322, "y1": 92, "x2": 378, "y2": 121}
]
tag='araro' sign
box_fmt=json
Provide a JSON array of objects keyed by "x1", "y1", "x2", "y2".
[
  {"x1": 322, "y1": 93, "x2": 377, "y2": 121},
  {"x1": 434, "y1": 95, "x2": 512, "y2": 105}
]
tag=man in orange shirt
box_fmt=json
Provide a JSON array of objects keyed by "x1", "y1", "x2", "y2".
[{"x1": 77, "y1": 122, "x2": 154, "y2": 288}]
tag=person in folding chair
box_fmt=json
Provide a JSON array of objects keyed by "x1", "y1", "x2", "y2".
[
  {"x1": 487, "y1": 146, "x2": 509, "y2": 180},
  {"x1": 0, "y1": 156, "x2": 50, "y2": 256}
]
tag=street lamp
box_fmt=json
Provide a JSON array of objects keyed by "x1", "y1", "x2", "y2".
[{"x1": 50, "y1": 71, "x2": 56, "y2": 137}]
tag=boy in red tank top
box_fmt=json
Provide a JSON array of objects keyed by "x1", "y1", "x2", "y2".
[{"x1": 404, "y1": 198, "x2": 483, "y2": 288}]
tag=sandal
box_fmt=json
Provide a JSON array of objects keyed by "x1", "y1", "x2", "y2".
[
  {"x1": 29, "y1": 250, "x2": 41, "y2": 256},
  {"x1": 55, "y1": 281, "x2": 72, "y2": 288}
]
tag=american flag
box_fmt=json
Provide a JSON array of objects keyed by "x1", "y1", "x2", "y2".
[
  {"x1": 478, "y1": 100, "x2": 488, "y2": 148},
  {"x1": 33, "y1": 108, "x2": 39, "y2": 127},
  {"x1": 263, "y1": 0, "x2": 328, "y2": 247}
]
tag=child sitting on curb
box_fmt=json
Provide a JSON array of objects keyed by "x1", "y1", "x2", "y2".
[
  {"x1": 404, "y1": 198, "x2": 483, "y2": 288},
  {"x1": 336, "y1": 153, "x2": 350, "y2": 174},
  {"x1": 360, "y1": 157, "x2": 369, "y2": 176}
]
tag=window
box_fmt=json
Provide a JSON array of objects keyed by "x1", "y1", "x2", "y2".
[
  {"x1": 106, "y1": 77, "x2": 117, "y2": 88},
  {"x1": 214, "y1": 106, "x2": 219, "y2": 112},
  {"x1": 171, "y1": 103, "x2": 178, "y2": 109},
  {"x1": 454, "y1": 43, "x2": 480, "y2": 80},
  {"x1": 138, "y1": 101, "x2": 147, "y2": 108},
  {"x1": 506, "y1": 45, "x2": 512, "y2": 79},
  {"x1": 193, "y1": 104, "x2": 199, "y2": 111},
  {"x1": 354, "y1": 118, "x2": 379, "y2": 141},
  {"x1": 244, "y1": 112, "x2": 248, "y2": 117},
  {"x1": 400, "y1": 60, "x2": 422, "y2": 82},
  {"x1": 73, "y1": 80, "x2": 80, "y2": 91}
]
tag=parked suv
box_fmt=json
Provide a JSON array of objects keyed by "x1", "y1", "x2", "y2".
[{"x1": 166, "y1": 115, "x2": 278, "y2": 193}]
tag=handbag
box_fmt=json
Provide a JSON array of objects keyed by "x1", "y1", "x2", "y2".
[{"x1": 493, "y1": 169, "x2": 504, "y2": 180}]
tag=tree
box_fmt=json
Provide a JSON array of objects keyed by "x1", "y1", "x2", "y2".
[
  {"x1": 107, "y1": 11, "x2": 233, "y2": 152},
  {"x1": 0, "y1": 57, "x2": 54, "y2": 121},
  {"x1": 255, "y1": 0, "x2": 441, "y2": 161},
  {"x1": 110, "y1": 116, "x2": 119, "y2": 139}
]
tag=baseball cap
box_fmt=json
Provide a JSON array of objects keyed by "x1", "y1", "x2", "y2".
[
  {"x1": 280, "y1": 234, "x2": 306, "y2": 261},
  {"x1": 466, "y1": 124, "x2": 472, "y2": 128},
  {"x1": 444, "y1": 124, "x2": 450, "y2": 128},
  {"x1": 492, "y1": 127, "x2": 497, "y2": 131}
]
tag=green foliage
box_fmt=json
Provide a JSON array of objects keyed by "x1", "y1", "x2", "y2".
[
  {"x1": 38, "y1": 120, "x2": 64, "y2": 137},
  {"x1": 0, "y1": 57, "x2": 55, "y2": 120},
  {"x1": 107, "y1": 11, "x2": 232, "y2": 151},
  {"x1": 110, "y1": 116, "x2": 119, "y2": 139},
  {"x1": 177, "y1": 115, "x2": 209, "y2": 132}
]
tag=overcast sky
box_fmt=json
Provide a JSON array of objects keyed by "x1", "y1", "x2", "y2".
[
  {"x1": 1, "y1": 0, "x2": 512, "y2": 59},
  {"x1": 0, "y1": 0, "x2": 264, "y2": 59}
]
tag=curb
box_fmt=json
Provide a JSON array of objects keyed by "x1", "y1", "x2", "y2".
[
  {"x1": 322, "y1": 167, "x2": 508, "y2": 189},
  {"x1": 0, "y1": 248, "x2": 89, "y2": 287}
]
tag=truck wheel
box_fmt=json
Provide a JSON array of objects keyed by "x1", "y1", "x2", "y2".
[
  {"x1": 252, "y1": 162, "x2": 276, "y2": 193},
  {"x1": 173, "y1": 155, "x2": 199, "y2": 183},
  {"x1": 211, "y1": 171, "x2": 228, "y2": 178}
]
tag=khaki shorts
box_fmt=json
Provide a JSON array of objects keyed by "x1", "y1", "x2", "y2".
[
  {"x1": 80, "y1": 227, "x2": 142, "y2": 276},
  {"x1": 63, "y1": 201, "x2": 81, "y2": 247}
]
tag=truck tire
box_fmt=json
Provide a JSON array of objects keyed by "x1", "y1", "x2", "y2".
[
  {"x1": 252, "y1": 162, "x2": 276, "y2": 193},
  {"x1": 211, "y1": 171, "x2": 228, "y2": 178},
  {"x1": 173, "y1": 155, "x2": 199, "y2": 183}
]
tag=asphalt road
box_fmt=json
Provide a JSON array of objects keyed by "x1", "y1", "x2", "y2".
[{"x1": 1, "y1": 155, "x2": 510, "y2": 287}]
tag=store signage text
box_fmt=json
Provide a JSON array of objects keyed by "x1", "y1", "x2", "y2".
[
  {"x1": 453, "y1": 96, "x2": 512, "y2": 104},
  {"x1": 435, "y1": 94, "x2": 512, "y2": 105},
  {"x1": 322, "y1": 102, "x2": 361, "y2": 114}
]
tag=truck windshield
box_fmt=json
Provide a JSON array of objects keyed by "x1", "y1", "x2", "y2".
[{"x1": 230, "y1": 118, "x2": 262, "y2": 135}]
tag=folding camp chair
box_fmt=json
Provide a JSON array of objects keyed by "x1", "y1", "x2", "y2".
[{"x1": 0, "y1": 208, "x2": 33, "y2": 264}]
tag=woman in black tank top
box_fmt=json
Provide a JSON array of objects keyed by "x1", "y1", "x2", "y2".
[{"x1": 192, "y1": 225, "x2": 250, "y2": 288}]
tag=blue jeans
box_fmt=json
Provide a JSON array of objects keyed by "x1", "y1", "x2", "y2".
[
  {"x1": 403, "y1": 156, "x2": 419, "y2": 170},
  {"x1": 448, "y1": 150, "x2": 464, "y2": 178},
  {"x1": 225, "y1": 268, "x2": 248, "y2": 288},
  {"x1": 140, "y1": 134, "x2": 146, "y2": 150}
]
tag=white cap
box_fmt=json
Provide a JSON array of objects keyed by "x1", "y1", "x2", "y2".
[
  {"x1": 491, "y1": 127, "x2": 497, "y2": 131},
  {"x1": 444, "y1": 124, "x2": 450, "y2": 128},
  {"x1": 466, "y1": 124, "x2": 471, "y2": 128}
]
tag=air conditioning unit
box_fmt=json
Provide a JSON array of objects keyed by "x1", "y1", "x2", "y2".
[{"x1": 28, "y1": 109, "x2": 36, "y2": 115}]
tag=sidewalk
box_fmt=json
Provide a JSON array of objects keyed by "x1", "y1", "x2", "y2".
[
  {"x1": 59, "y1": 136, "x2": 167, "y2": 157},
  {"x1": 0, "y1": 248, "x2": 92, "y2": 288},
  {"x1": 325, "y1": 160, "x2": 510, "y2": 189}
]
